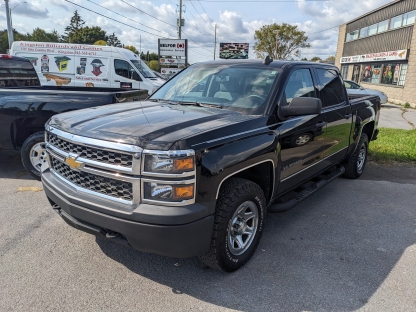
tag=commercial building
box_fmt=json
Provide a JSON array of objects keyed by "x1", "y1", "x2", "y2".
[{"x1": 335, "y1": 0, "x2": 416, "y2": 107}]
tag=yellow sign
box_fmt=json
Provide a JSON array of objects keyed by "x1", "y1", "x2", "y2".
[
  {"x1": 65, "y1": 157, "x2": 83, "y2": 170},
  {"x1": 94, "y1": 40, "x2": 107, "y2": 46}
]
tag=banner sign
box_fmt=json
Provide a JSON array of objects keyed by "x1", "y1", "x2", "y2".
[
  {"x1": 160, "y1": 67, "x2": 182, "y2": 76},
  {"x1": 340, "y1": 49, "x2": 408, "y2": 64},
  {"x1": 158, "y1": 39, "x2": 187, "y2": 57},
  {"x1": 219, "y1": 43, "x2": 249, "y2": 59}
]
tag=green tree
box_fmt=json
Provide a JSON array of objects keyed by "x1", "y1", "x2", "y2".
[
  {"x1": 253, "y1": 23, "x2": 310, "y2": 60},
  {"x1": 69, "y1": 26, "x2": 107, "y2": 44},
  {"x1": 125, "y1": 45, "x2": 139, "y2": 54},
  {"x1": 0, "y1": 29, "x2": 29, "y2": 53},
  {"x1": 62, "y1": 10, "x2": 85, "y2": 42},
  {"x1": 325, "y1": 55, "x2": 336, "y2": 61},
  {"x1": 310, "y1": 56, "x2": 322, "y2": 62},
  {"x1": 300, "y1": 57, "x2": 308, "y2": 61},
  {"x1": 106, "y1": 32, "x2": 122, "y2": 47},
  {"x1": 27, "y1": 28, "x2": 60, "y2": 42},
  {"x1": 148, "y1": 60, "x2": 159, "y2": 71}
]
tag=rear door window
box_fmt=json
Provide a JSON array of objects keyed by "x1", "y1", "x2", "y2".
[
  {"x1": 114, "y1": 59, "x2": 140, "y2": 81},
  {"x1": 316, "y1": 69, "x2": 346, "y2": 107}
]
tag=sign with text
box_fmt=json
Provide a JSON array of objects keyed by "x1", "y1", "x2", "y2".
[
  {"x1": 340, "y1": 49, "x2": 408, "y2": 64},
  {"x1": 158, "y1": 39, "x2": 187, "y2": 57},
  {"x1": 160, "y1": 67, "x2": 182, "y2": 77},
  {"x1": 159, "y1": 58, "x2": 185, "y2": 65},
  {"x1": 219, "y1": 43, "x2": 249, "y2": 59}
]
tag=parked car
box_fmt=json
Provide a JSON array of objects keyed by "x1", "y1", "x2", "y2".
[
  {"x1": 41, "y1": 59, "x2": 380, "y2": 272},
  {"x1": 10, "y1": 41, "x2": 164, "y2": 95},
  {"x1": 344, "y1": 79, "x2": 388, "y2": 104},
  {"x1": 152, "y1": 70, "x2": 168, "y2": 81},
  {"x1": 0, "y1": 55, "x2": 147, "y2": 180}
]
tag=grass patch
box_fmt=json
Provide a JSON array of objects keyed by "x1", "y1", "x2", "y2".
[{"x1": 369, "y1": 128, "x2": 416, "y2": 164}]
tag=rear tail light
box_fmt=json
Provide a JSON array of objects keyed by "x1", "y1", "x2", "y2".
[{"x1": 0, "y1": 54, "x2": 13, "y2": 59}]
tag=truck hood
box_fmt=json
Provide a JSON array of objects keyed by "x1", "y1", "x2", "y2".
[{"x1": 48, "y1": 101, "x2": 252, "y2": 150}]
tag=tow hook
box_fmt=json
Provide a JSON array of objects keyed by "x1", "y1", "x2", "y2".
[{"x1": 106, "y1": 231, "x2": 120, "y2": 239}]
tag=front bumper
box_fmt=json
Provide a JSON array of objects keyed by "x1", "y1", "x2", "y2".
[{"x1": 42, "y1": 171, "x2": 214, "y2": 258}]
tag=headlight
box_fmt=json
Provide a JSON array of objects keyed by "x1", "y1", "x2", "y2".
[
  {"x1": 143, "y1": 181, "x2": 194, "y2": 202},
  {"x1": 143, "y1": 150, "x2": 195, "y2": 175},
  {"x1": 141, "y1": 150, "x2": 196, "y2": 205}
]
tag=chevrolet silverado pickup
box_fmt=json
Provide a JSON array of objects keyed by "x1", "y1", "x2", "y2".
[
  {"x1": 41, "y1": 58, "x2": 380, "y2": 272},
  {"x1": 0, "y1": 55, "x2": 147, "y2": 179}
]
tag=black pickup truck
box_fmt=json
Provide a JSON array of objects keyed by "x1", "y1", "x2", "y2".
[
  {"x1": 0, "y1": 55, "x2": 147, "y2": 179},
  {"x1": 41, "y1": 59, "x2": 380, "y2": 272}
]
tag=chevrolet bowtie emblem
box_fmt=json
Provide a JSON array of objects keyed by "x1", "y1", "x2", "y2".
[{"x1": 65, "y1": 156, "x2": 83, "y2": 170}]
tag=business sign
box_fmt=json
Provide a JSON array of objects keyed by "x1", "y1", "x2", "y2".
[
  {"x1": 219, "y1": 43, "x2": 249, "y2": 59},
  {"x1": 340, "y1": 49, "x2": 408, "y2": 64},
  {"x1": 159, "y1": 58, "x2": 185, "y2": 65},
  {"x1": 160, "y1": 67, "x2": 182, "y2": 77},
  {"x1": 158, "y1": 39, "x2": 187, "y2": 57}
]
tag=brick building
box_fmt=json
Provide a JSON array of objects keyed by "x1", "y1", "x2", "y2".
[{"x1": 335, "y1": 0, "x2": 416, "y2": 107}]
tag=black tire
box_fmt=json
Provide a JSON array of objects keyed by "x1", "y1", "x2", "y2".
[
  {"x1": 198, "y1": 178, "x2": 266, "y2": 272},
  {"x1": 290, "y1": 132, "x2": 313, "y2": 147},
  {"x1": 343, "y1": 133, "x2": 368, "y2": 179},
  {"x1": 21, "y1": 131, "x2": 47, "y2": 181}
]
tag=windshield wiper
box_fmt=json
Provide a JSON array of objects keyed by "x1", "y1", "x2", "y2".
[
  {"x1": 149, "y1": 99, "x2": 179, "y2": 105},
  {"x1": 179, "y1": 102, "x2": 223, "y2": 109}
]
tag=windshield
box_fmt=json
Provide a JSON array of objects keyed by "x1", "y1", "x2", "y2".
[
  {"x1": 130, "y1": 59, "x2": 156, "y2": 78},
  {"x1": 149, "y1": 64, "x2": 282, "y2": 115}
]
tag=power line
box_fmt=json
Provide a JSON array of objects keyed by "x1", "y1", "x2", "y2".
[
  {"x1": 196, "y1": 0, "x2": 215, "y2": 24},
  {"x1": 63, "y1": 0, "x2": 171, "y2": 38},
  {"x1": 309, "y1": 24, "x2": 341, "y2": 35},
  {"x1": 186, "y1": 0, "x2": 331, "y2": 2},
  {"x1": 120, "y1": 0, "x2": 177, "y2": 28},
  {"x1": 187, "y1": 0, "x2": 214, "y2": 31},
  {"x1": 86, "y1": 0, "x2": 170, "y2": 37},
  {"x1": 183, "y1": 11, "x2": 215, "y2": 38}
]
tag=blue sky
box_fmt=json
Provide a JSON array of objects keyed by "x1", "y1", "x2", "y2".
[{"x1": 1, "y1": 0, "x2": 393, "y2": 63}]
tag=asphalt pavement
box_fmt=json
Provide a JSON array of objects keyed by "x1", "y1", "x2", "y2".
[
  {"x1": 379, "y1": 104, "x2": 416, "y2": 130},
  {"x1": 0, "y1": 149, "x2": 415, "y2": 312}
]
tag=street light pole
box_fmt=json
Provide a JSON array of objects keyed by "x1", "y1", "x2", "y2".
[
  {"x1": 178, "y1": 0, "x2": 182, "y2": 39},
  {"x1": 4, "y1": 0, "x2": 13, "y2": 50},
  {"x1": 213, "y1": 23, "x2": 217, "y2": 60}
]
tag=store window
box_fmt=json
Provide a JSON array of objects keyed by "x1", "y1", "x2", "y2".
[
  {"x1": 361, "y1": 64, "x2": 382, "y2": 84},
  {"x1": 398, "y1": 64, "x2": 408, "y2": 86},
  {"x1": 381, "y1": 63, "x2": 405, "y2": 85},
  {"x1": 378, "y1": 20, "x2": 389, "y2": 32},
  {"x1": 403, "y1": 10, "x2": 416, "y2": 26}
]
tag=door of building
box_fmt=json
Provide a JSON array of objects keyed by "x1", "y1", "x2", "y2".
[{"x1": 352, "y1": 65, "x2": 361, "y2": 83}]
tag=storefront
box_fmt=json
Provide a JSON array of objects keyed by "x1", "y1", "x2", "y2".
[{"x1": 335, "y1": 0, "x2": 416, "y2": 107}]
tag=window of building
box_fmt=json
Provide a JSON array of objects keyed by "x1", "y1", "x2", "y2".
[
  {"x1": 316, "y1": 69, "x2": 346, "y2": 107},
  {"x1": 346, "y1": 30, "x2": 358, "y2": 41},
  {"x1": 361, "y1": 64, "x2": 382, "y2": 84},
  {"x1": 368, "y1": 23, "x2": 378, "y2": 36},
  {"x1": 403, "y1": 10, "x2": 416, "y2": 26},
  {"x1": 391, "y1": 15, "x2": 403, "y2": 29},
  {"x1": 398, "y1": 64, "x2": 408, "y2": 86},
  {"x1": 381, "y1": 63, "x2": 405, "y2": 85},
  {"x1": 359, "y1": 27, "x2": 369, "y2": 38},
  {"x1": 378, "y1": 20, "x2": 389, "y2": 32},
  {"x1": 340, "y1": 65, "x2": 349, "y2": 79}
]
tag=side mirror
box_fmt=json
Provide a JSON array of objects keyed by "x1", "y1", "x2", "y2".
[{"x1": 280, "y1": 97, "x2": 322, "y2": 117}]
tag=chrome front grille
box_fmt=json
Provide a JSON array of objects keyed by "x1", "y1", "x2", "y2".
[
  {"x1": 50, "y1": 156, "x2": 133, "y2": 201},
  {"x1": 48, "y1": 134, "x2": 133, "y2": 167}
]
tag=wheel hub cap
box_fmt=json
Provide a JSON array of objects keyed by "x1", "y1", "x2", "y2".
[
  {"x1": 29, "y1": 142, "x2": 47, "y2": 172},
  {"x1": 228, "y1": 201, "x2": 259, "y2": 256}
]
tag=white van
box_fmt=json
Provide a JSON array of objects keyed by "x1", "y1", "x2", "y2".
[{"x1": 10, "y1": 41, "x2": 164, "y2": 95}]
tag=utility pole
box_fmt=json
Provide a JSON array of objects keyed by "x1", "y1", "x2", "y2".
[
  {"x1": 274, "y1": 29, "x2": 279, "y2": 60},
  {"x1": 178, "y1": 0, "x2": 183, "y2": 39},
  {"x1": 213, "y1": 23, "x2": 217, "y2": 60},
  {"x1": 4, "y1": 0, "x2": 13, "y2": 50}
]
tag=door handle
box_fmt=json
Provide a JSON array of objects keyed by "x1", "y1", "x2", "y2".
[
  {"x1": 114, "y1": 80, "x2": 120, "y2": 82},
  {"x1": 316, "y1": 121, "x2": 327, "y2": 128}
]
